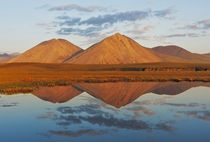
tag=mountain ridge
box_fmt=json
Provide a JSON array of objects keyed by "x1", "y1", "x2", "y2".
[
  {"x1": 8, "y1": 39, "x2": 83, "y2": 63},
  {"x1": 5, "y1": 33, "x2": 210, "y2": 64},
  {"x1": 66, "y1": 33, "x2": 165, "y2": 64},
  {"x1": 152, "y1": 45, "x2": 210, "y2": 63}
]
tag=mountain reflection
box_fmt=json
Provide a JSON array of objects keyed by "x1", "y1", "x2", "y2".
[
  {"x1": 32, "y1": 86, "x2": 82, "y2": 103},
  {"x1": 32, "y1": 82, "x2": 210, "y2": 108}
]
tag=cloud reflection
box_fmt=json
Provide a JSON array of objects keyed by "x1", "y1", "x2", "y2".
[
  {"x1": 178, "y1": 110, "x2": 210, "y2": 121},
  {"x1": 0, "y1": 102, "x2": 18, "y2": 107},
  {"x1": 49, "y1": 129, "x2": 108, "y2": 138},
  {"x1": 55, "y1": 105, "x2": 150, "y2": 130},
  {"x1": 163, "y1": 103, "x2": 203, "y2": 108},
  {"x1": 155, "y1": 121, "x2": 175, "y2": 132}
]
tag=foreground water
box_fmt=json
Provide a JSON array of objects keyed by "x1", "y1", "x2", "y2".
[{"x1": 0, "y1": 82, "x2": 210, "y2": 142}]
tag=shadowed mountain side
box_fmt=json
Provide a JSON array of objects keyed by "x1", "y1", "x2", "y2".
[
  {"x1": 8, "y1": 39, "x2": 82, "y2": 63},
  {"x1": 32, "y1": 86, "x2": 83, "y2": 103},
  {"x1": 0, "y1": 53, "x2": 19, "y2": 63},
  {"x1": 152, "y1": 82, "x2": 210, "y2": 95},
  {"x1": 66, "y1": 33, "x2": 166, "y2": 64},
  {"x1": 63, "y1": 49, "x2": 84, "y2": 63},
  {"x1": 152, "y1": 45, "x2": 210, "y2": 63},
  {"x1": 74, "y1": 82, "x2": 159, "y2": 108}
]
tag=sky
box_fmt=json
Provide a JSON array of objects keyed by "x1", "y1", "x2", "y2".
[{"x1": 0, "y1": 0, "x2": 210, "y2": 53}]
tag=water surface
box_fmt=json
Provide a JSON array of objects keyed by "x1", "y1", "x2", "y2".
[{"x1": 0, "y1": 82, "x2": 210, "y2": 142}]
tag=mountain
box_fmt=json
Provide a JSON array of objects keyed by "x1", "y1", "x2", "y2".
[
  {"x1": 8, "y1": 39, "x2": 82, "y2": 63},
  {"x1": 65, "y1": 33, "x2": 166, "y2": 64},
  {"x1": 0, "y1": 53, "x2": 19, "y2": 63},
  {"x1": 74, "y1": 82, "x2": 159, "y2": 108},
  {"x1": 32, "y1": 86, "x2": 83, "y2": 103},
  {"x1": 152, "y1": 45, "x2": 210, "y2": 63}
]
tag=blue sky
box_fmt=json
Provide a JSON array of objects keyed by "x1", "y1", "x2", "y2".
[{"x1": 0, "y1": 0, "x2": 210, "y2": 53}]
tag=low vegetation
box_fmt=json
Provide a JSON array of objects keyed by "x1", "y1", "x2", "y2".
[{"x1": 0, "y1": 62, "x2": 210, "y2": 94}]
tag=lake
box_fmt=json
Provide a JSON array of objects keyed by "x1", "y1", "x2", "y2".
[{"x1": 0, "y1": 82, "x2": 210, "y2": 142}]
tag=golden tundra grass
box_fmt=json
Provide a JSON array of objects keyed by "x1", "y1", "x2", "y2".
[{"x1": 0, "y1": 62, "x2": 210, "y2": 94}]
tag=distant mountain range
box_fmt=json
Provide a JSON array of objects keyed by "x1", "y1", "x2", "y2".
[
  {"x1": 4, "y1": 33, "x2": 210, "y2": 64},
  {"x1": 0, "y1": 52, "x2": 19, "y2": 63}
]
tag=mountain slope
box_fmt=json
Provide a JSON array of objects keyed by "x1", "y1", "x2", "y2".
[
  {"x1": 152, "y1": 45, "x2": 210, "y2": 63},
  {"x1": 66, "y1": 33, "x2": 164, "y2": 64},
  {"x1": 8, "y1": 39, "x2": 82, "y2": 63}
]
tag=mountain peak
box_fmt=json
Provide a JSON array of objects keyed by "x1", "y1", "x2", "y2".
[
  {"x1": 152, "y1": 45, "x2": 192, "y2": 57},
  {"x1": 47, "y1": 38, "x2": 59, "y2": 42},
  {"x1": 50, "y1": 38, "x2": 57, "y2": 41},
  {"x1": 66, "y1": 34, "x2": 163, "y2": 64},
  {"x1": 8, "y1": 39, "x2": 82, "y2": 63},
  {"x1": 109, "y1": 33, "x2": 126, "y2": 39},
  {"x1": 42, "y1": 38, "x2": 68, "y2": 44},
  {"x1": 113, "y1": 33, "x2": 123, "y2": 37}
]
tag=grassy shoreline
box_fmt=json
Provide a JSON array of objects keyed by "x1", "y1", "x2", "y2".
[{"x1": 0, "y1": 62, "x2": 210, "y2": 94}]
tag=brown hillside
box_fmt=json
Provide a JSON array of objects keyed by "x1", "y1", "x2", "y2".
[
  {"x1": 152, "y1": 45, "x2": 210, "y2": 63},
  {"x1": 8, "y1": 39, "x2": 82, "y2": 63},
  {"x1": 66, "y1": 33, "x2": 165, "y2": 64}
]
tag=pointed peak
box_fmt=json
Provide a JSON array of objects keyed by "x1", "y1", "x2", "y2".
[
  {"x1": 48, "y1": 38, "x2": 71, "y2": 43},
  {"x1": 37, "y1": 38, "x2": 58, "y2": 46},
  {"x1": 114, "y1": 32, "x2": 122, "y2": 36},
  {"x1": 112, "y1": 33, "x2": 124, "y2": 38},
  {"x1": 49, "y1": 38, "x2": 57, "y2": 41},
  {"x1": 39, "y1": 38, "x2": 69, "y2": 46},
  {"x1": 48, "y1": 38, "x2": 74, "y2": 45},
  {"x1": 57, "y1": 38, "x2": 67, "y2": 41},
  {"x1": 103, "y1": 33, "x2": 127, "y2": 42}
]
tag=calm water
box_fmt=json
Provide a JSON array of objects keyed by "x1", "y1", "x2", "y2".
[{"x1": 0, "y1": 82, "x2": 210, "y2": 142}]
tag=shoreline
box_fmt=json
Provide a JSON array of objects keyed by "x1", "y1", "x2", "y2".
[
  {"x1": 1, "y1": 79, "x2": 210, "y2": 95},
  {"x1": 1, "y1": 63, "x2": 210, "y2": 94}
]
